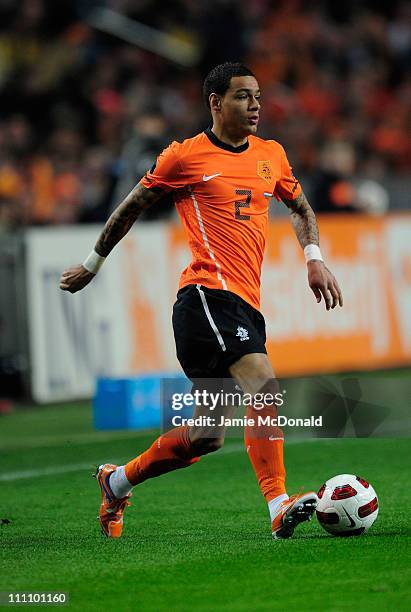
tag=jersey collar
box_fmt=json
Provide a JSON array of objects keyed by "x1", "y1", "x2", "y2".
[{"x1": 204, "y1": 127, "x2": 249, "y2": 153}]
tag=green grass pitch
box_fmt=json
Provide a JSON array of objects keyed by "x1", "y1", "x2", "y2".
[{"x1": 0, "y1": 402, "x2": 410, "y2": 611}]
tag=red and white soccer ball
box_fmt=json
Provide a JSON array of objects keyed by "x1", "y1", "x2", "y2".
[{"x1": 316, "y1": 474, "x2": 379, "y2": 536}]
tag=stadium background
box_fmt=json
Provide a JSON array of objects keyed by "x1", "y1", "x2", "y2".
[{"x1": 0, "y1": 1, "x2": 410, "y2": 610}]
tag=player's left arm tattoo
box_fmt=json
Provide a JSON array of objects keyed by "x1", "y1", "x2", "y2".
[
  {"x1": 282, "y1": 191, "x2": 319, "y2": 249},
  {"x1": 283, "y1": 190, "x2": 343, "y2": 309}
]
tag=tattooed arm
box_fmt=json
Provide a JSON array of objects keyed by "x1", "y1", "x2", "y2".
[
  {"x1": 95, "y1": 183, "x2": 163, "y2": 256},
  {"x1": 282, "y1": 191, "x2": 343, "y2": 310},
  {"x1": 284, "y1": 191, "x2": 319, "y2": 248},
  {"x1": 60, "y1": 183, "x2": 164, "y2": 293}
]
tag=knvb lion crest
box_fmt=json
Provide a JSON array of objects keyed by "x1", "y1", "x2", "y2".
[{"x1": 257, "y1": 160, "x2": 273, "y2": 184}]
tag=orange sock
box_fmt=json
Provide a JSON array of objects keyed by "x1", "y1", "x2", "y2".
[
  {"x1": 245, "y1": 404, "x2": 286, "y2": 502},
  {"x1": 124, "y1": 426, "x2": 200, "y2": 486}
]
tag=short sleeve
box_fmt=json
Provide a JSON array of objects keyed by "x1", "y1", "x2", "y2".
[
  {"x1": 141, "y1": 141, "x2": 188, "y2": 192},
  {"x1": 273, "y1": 146, "x2": 302, "y2": 202}
]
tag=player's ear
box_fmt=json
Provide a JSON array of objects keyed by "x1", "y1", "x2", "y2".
[{"x1": 209, "y1": 93, "x2": 221, "y2": 112}]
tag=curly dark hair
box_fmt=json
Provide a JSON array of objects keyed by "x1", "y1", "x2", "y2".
[{"x1": 203, "y1": 62, "x2": 256, "y2": 109}]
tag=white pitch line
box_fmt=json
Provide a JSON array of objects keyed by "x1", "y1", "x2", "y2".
[
  {"x1": 0, "y1": 438, "x2": 325, "y2": 482},
  {"x1": 0, "y1": 462, "x2": 97, "y2": 482},
  {"x1": 0, "y1": 428, "x2": 158, "y2": 451}
]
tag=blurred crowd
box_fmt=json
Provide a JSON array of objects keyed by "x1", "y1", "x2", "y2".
[{"x1": 0, "y1": 0, "x2": 410, "y2": 227}]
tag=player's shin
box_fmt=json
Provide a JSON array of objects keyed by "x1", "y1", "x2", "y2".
[
  {"x1": 244, "y1": 397, "x2": 287, "y2": 509},
  {"x1": 123, "y1": 425, "x2": 201, "y2": 487}
]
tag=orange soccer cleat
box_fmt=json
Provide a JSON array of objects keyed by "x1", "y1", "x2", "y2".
[
  {"x1": 94, "y1": 464, "x2": 132, "y2": 538},
  {"x1": 271, "y1": 492, "x2": 318, "y2": 539}
]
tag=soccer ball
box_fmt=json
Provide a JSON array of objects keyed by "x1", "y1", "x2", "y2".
[{"x1": 316, "y1": 474, "x2": 379, "y2": 536}]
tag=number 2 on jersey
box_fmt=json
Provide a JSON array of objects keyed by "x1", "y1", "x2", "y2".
[{"x1": 235, "y1": 189, "x2": 251, "y2": 221}]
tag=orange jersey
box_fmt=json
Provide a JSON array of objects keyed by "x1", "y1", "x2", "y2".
[{"x1": 141, "y1": 128, "x2": 301, "y2": 310}]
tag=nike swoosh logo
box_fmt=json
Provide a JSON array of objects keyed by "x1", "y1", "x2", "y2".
[
  {"x1": 202, "y1": 173, "x2": 221, "y2": 182},
  {"x1": 342, "y1": 506, "x2": 355, "y2": 528}
]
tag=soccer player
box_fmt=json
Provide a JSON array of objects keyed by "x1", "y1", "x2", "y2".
[{"x1": 60, "y1": 62, "x2": 343, "y2": 540}]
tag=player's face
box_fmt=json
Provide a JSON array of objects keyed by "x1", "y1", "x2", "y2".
[{"x1": 219, "y1": 76, "x2": 261, "y2": 135}]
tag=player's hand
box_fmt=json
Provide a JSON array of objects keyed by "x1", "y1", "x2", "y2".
[
  {"x1": 59, "y1": 265, "x2": 95, "y2": 293},
  {"x1": 307, "y1": 260, "x2": 343, "y2": 310}
]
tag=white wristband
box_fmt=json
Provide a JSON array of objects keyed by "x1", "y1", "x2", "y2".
[
  {"x1": 83, "y1": 249, "x2": 105, "y2": 274},
  {"x1": 304, "y1": 244, "x2": 323, "y2": 263}
]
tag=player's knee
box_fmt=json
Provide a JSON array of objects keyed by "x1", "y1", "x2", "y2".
[
  {"x1": 257, "y1": 376, "x2": 280, "y2": 397},
  {"x1": 190, "y1": 435, "x2": 224, "y2": 455},
  {"x1": 250, "y1": 377, "x2": 281, "y2": 415}
]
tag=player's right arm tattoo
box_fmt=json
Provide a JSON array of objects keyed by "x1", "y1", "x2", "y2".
[
  {"x1": 95, "y1": 182, "x2": 164, "y2": 256},
  {"x1": 282, "y1": 191, "x2": 319, "y2": 249}
]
